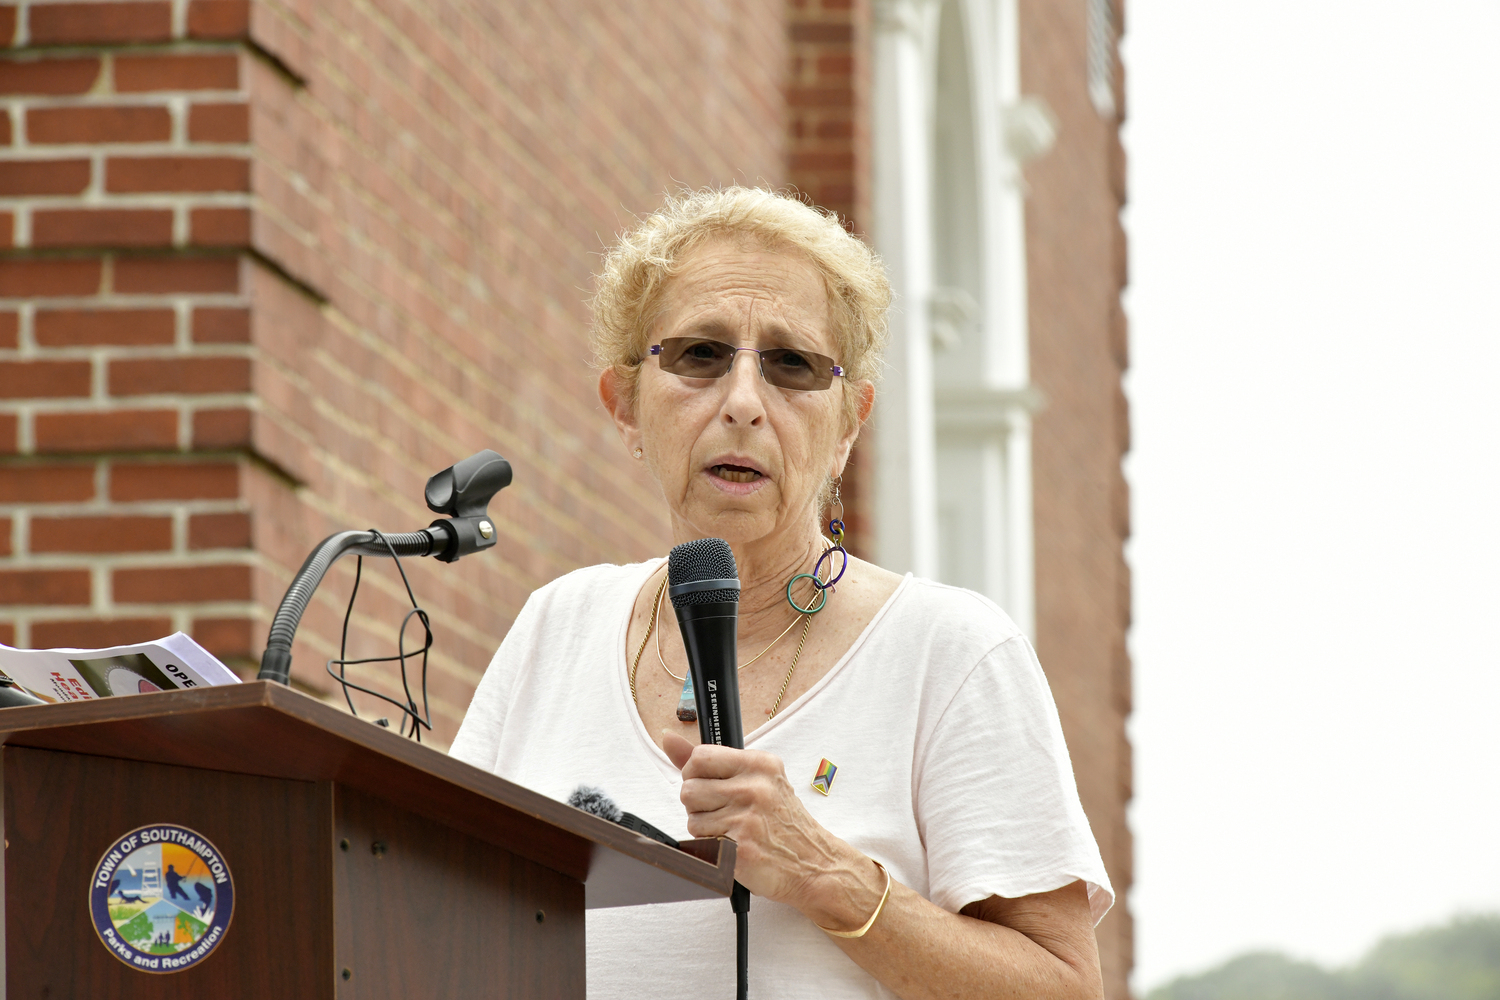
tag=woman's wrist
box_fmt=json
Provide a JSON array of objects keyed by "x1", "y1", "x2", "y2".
[
  {"x1": 795, "y1": 840, "x2": 890, "y2": 933},
  {"x1": 817, "y1": 860, "x2": 891, "y2": 938}
]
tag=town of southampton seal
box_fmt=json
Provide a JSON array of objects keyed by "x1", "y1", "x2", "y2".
[{"x1": 89, "y1": 824, "x2": 234, "y2": 973}]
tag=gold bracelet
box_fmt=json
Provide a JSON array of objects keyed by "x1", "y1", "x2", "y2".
[{"x1": 816, "y1": 859, "x2": 891, "y2": 939}]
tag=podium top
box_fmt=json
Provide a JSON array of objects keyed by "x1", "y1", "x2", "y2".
[{"x1": 0, "y1": 681, "x2": 734, "y2": 909}]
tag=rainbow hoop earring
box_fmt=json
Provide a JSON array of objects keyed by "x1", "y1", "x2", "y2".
[{"x1": 786, "y1": 476, "x2": 849, "y2": 614}]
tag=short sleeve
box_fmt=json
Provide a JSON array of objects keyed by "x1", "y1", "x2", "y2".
[
  {"x1": 914, "y1": 634, "x2": 1114, "y2": 924},
  {"x1": 448, "y1": 588, "x2": 545, "y2": 772}
]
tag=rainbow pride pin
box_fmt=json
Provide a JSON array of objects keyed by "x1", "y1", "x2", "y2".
[{"x1": 811, "y1": 758, "x2": 837, "y2": 796}]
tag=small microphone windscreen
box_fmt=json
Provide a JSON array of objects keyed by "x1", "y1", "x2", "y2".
[
  {"x1": 668, "y1": 538, "x2": 739, "y2": 607},
  {"x1": 567, "y1": 785, "x2": 623, "y2": 823}
]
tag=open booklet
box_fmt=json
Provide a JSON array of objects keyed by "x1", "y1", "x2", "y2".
[{"x1": 0, "y1": 632, "x2": 240, "y2": 704}]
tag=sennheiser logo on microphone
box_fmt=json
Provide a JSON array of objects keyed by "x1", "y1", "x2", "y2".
[
  {"x1": 708, "y1": 691, "x2": 723, "y2": 743},
  {"x1": 708, "y1": 676, "x2": 722, "y2": 742}
]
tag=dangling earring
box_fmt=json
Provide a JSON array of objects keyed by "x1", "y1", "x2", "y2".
[
  {"x1": 632, "y1": 447, "x2": 643, "y2": 460},
  {"x1": 811, "y1": 475, "x2": 849, "y2": 593}
]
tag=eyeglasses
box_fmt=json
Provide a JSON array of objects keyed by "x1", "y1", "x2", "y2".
[{"x1": 649, "y1": 338, "x2": 845, "y2": 392}]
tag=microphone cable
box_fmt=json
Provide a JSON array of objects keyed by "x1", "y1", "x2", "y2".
[
  {"x1": 324, "y1": 529, "x2": 434, "y2": 741},
  {"x1": 568, "y1": 785, "x2": 746, "y2": 994},
  {"x1": 666, "y1": 537, "x2": 751, "y2": 999},
  {"x1": 733, "y1": 883, "x2": 749, "y2": 999}
]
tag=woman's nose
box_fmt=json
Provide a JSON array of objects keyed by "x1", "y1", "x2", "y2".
[
  {"x1": 722, "y1": 346, "x2": 757, "y2": 375},
  {"x1": 724, "y1": 346, "x2": 765, "y2": 383},
  {"x1": 720, "y1": 348, "x2": 766, "y2": 423}
]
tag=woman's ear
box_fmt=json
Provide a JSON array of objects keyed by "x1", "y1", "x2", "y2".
[
  {"x1": 855, "y1": 379, "x2": 875, "y2": 426},
  {"x1": 831, "y1": 380, "x2": 875, "y2": 476},
  {"x1": 598, "y1": 368, "x2": 642, "y2": 455}
]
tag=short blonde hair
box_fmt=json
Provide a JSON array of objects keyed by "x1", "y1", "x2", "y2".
[{"x1": 590, "y1": 187, "x2": 891, "y2": 431}]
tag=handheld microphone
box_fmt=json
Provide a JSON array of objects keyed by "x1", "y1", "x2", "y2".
[
  {"x1": 667, "y1": 538, "x2": 744, "y2": 750},
  {"x1": 667, "y1": 538, "x2": 751, "y2": 999}
]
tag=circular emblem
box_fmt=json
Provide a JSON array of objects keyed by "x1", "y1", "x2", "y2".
[{"x1": 89, "y1": 824, "x2": 234, "y2": 973}]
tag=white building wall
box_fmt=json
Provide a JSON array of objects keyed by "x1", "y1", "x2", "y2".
[
  {"x1": 870, "y1": 0, "x2": 1042, "y2": 636},
  {"x1": 871, "y1": 0, "x2": 942, "y2": 581}
]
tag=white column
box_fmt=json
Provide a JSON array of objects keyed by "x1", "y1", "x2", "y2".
[
  {"x1": 871, "y1": 0, "x2": 940, "y2": 578},
  {"x1": 1003, "y1": 409, "x2": 1035, "y2": 637},
  {"x1": 992, "y1": 0, "x2": 1035, "y2": 388},
  {"x1": 997, "y1": 0, "x2": 1036, "y2": 638}
]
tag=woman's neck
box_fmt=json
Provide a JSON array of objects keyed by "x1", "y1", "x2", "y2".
[{"x1": 666, "y1": 521, "x2": 829, "y2": 643}]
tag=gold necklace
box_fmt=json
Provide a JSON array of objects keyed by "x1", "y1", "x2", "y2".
[
  {"x1": 766, "y1": 612, "x2": 812, "y2": 719},
  {"x1": 629, "y1": 566, "x2": 822, "y2": 720},
  {"x1": 628, "y1": 573, "x2": 668, "y2": 705},
  {"x1": 653, "y1": 573, "x2": 805, "y2": 682}
]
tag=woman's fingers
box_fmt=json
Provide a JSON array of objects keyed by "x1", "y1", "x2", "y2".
[
  {"x1": 661, "y1": 732, "x2": 761, "y2": 778},
  {"x1": 680, "y1": 775, "x2": 757, "y2": 816},
  {"x1": 682, "y1": 802, "x2": 735, "y2": 839},
  {"x1": 686, "y1": 744, "x2": 780, "y2": 781},
  {"x1": 662, "y1": 728, "x2": 787, "y2": 784},
  {"x1": 677, "y1": 787, "x2": 773, "y2": 843},
  {"x1": 659, "y1": 736, "x2": 830, "y2": 903},
  {"x1": 680, "y1": 743, "x2": 739, "y2": 778},
  {"x1": 660, "y1": 741, "x2": 844, "y2": 906},
  {"x1": 661, "y1": 729, "x2": 695, "y2": 769}
]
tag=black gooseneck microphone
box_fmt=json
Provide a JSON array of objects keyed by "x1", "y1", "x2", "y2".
[{"x1": 668, "y1": 538, "x2": 751, "y2": 1000}]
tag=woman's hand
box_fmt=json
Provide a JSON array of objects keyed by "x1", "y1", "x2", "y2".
[
  {"x1": 661, "y1": 731, "x2": 882, "y2": 924},
  {"x1": 661, "y1": 731, "x2": 1103, "y2": 1000}
]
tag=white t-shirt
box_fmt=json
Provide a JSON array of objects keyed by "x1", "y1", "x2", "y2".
[{"x1": 451, "y1": 560, "x2": 1112, "y2": 999}]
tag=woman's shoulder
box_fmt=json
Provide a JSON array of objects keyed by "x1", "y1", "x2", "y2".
[
  {"x1": 525, "y1": 558, "x2": 662, "y2": 612},
  {"x1": 487, "y1": 558, "x2": 660, "y2": 669},
  {"x1": 500, "y1": 559, "x2": 659, "y2": 648},
  {"x1": 880, "y1": 575, "x2": 1026, "y2": 653},
  {"x1": 826, "y1": 566, "x2": 1035, "y2": 712}
]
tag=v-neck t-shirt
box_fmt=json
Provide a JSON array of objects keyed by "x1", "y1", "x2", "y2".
[{"x1": 450, "y1": 559, "x2": 1112, "y2": 999}]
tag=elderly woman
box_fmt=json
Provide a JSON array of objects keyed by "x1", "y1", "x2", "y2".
[{"x1": 451, "y1": 188, "x2": 1111, "y2": 999}]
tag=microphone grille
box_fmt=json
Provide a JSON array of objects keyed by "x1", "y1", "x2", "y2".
[
  {"x1": 567, "y1": 785, "x2": 623, "y2": 823},
  {"x1": 668, "y1": 538, "x2": 739, "y2": 607}
]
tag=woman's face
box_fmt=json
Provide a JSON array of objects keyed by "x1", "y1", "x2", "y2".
[{"x1": 612, "y1": 239, "x2": 858, "y2": 547}]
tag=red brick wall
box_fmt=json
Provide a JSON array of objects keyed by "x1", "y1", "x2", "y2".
[
  {"x1": 787, "y1": 0, "x2": 868, "y2": 228},
  {"x1": 785, "y1": 0, "x2": 875, "y2": 555},
  {"x1": 1020, "y1": 0, "x2": 1134, "y2": 995},
  {"x1": 1, "y1": 0, "x2": 787, "y2": 740},
  {"x1": 0, "y1": 1, "x2": 259, "y2": 657}
]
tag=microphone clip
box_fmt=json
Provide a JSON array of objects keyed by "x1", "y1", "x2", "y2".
[{"x1": 423, "y1": 450, "x2": 513, "y2": 562}]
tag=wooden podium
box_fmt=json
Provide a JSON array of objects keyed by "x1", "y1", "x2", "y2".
[{"x1": 0, "y1": 682, "x2": 734, "y2": 998}]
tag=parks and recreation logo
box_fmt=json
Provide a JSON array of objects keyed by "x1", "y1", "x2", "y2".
[{"x1": 88, "y1": 824, "x2": 234, "y2": 973}]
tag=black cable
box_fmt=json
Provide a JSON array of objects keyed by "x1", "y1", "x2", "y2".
[
  {"x1": 260, "y1": 529, "x2": 437, "y2": 683},
  {"x1": 336, "y1": 555, "x2": 364, "y2": 716},
  {"x1": 736, "y1": 910, "x2": 748, "y2": 999},
  {"x1": 380, "y1": 530, "x2": 432, "y2": 739},
  {"x1": 732, "y1": 881, "x2": 749, "y2": 999},
  {"x1": 324, "y1": 530, "x2": 434, "y2": 741}
]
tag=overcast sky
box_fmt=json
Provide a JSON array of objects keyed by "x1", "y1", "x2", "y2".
[{"x1": 1119, "y1": 0, "x2": 1500, "y2": 990}]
